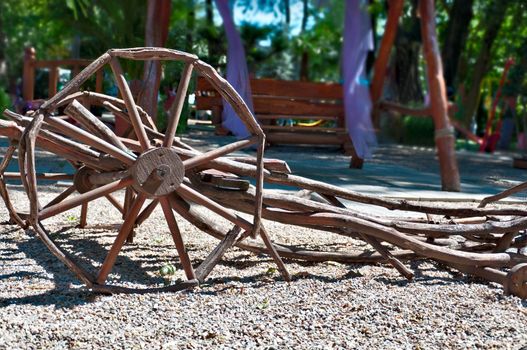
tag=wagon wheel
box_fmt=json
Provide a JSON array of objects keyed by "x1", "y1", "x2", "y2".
[{"x1": 15, "y1": 48, "x2": 289, "y2": 293}]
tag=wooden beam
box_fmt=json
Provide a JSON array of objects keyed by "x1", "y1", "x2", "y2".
[
  {"x1": 419, "y1": 0, "x2": 460, "y2": 192},
  {"x1": 370, "y1": 0, "x2": 404, "y2": 127},
  {"x1": 140, "y1": 0, "x2": 172, "y2": 120},
  {"x1": 23, "y1": 47, "x2": 36, "y2": 101}
]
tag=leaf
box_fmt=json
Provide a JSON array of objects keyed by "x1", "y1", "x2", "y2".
[
  {"x1": 65, "y1": 0, "x2": 78, "y2": 19},
  {"x1": 66, "y1": 214, "x2": 78, "y2": 223},
  {"x1": 257, "y1": 297, "x2": 270, "y2": 310},
  {"x1": 265, "y1": 267, "x2": 277, "y2": 276}
]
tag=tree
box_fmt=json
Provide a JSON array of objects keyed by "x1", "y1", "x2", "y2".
[
  {"x1": 440, "y1": 0, "x2": 474, "y2": 89},
  {"x1": 461, "y1": 1, "x2": 510, "y2": 126},
  {"x1": 393, "y1": 0, "x2": 423, "y2": 104}
]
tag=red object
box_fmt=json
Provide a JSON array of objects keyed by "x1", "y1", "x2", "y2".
[{"x1": 479, "y1": 57, "x2": 515, "y2": 152}]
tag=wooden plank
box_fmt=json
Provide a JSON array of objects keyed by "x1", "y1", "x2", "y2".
[
  {"x1": 254, "y1": 98, "x2": 343, "y2": 117},
  {"x1": 196, "y1": 75, "x2": 215, "y2": 91},
  {"x1": 33, "y1": 59, "x2": 93, "y2": 68},
  {"x1": 262, "y1": 125, "x2": 345, "y2": 133},
  {"x1": 197, "y1": 95, "x2": 344, "y2": 118},
  {"x1": 195, "y1": 95, "x2": 221, "y2": 109},
  {"x1": 196, "y1": 76, "x2": 342, "y2": 100},
  {"x1": 195, "y1": 226, "x2": 242, "y2": 282},
  {"x1": 256, "y1": 114, "x2": 338, "y2": 121},
  {"x1": 200, "y1": 171, "x2": 250, "y2": 191},
  {"x1": 266, "y1": 132, "x2": 344, "y2": 145},
  {"x1": 228, "y1": 157, "x2": 292, "y2": 174},
  {"x1": 251, "y1": 78, "x2": 342, "y2": 99}
]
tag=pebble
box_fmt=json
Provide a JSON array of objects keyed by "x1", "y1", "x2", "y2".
[{"x1": 0, "y1": 174, "x2": 526, "y2": 349}]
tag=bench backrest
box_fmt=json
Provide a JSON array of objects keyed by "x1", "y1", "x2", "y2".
[
  {"x1": 195, "y1": 77, "x2": 344, "y2": 124},
  {"x1": 23, "y1": 47, "x2": 103, "y2": 102}
]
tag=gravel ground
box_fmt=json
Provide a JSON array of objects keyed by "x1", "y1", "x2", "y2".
[{"x1": 1, "y1": 184, "x2": 527, "y2": 349}]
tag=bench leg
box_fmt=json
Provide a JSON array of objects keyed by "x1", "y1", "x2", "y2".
[
  {"x1": 350, "y1": 156, "x2": 364, "y2": 169},
  {"x1": 341, "y1": 134, "x2": 364, "y2": 169},
  {"x1": 212, "y1": 106, "x2": 231, "y2": 135}
]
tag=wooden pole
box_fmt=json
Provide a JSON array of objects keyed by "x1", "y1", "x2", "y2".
[
  {"x1": 140, "y1": 0, "x2": 172, "y2": 120},
  {"x1": 480, "y1": 58, "x2": 514, "y2": 152},
  {"x1": 23, "y1": 47, "x2": 36, "y2": 102},
  {"x1": 48, "y1": 66, "x2": 59, "y2": 98},
  {"x1": 419, "y1": 0, "x2": 460, "y2": 192},
  {"x1": 370, "y1": 0, "x2": 404, "y2": 128}
]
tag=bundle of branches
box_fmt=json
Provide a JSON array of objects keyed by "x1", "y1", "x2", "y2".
[{"x1": 0, "y1": 48, "x2": 525, "y2": 297}]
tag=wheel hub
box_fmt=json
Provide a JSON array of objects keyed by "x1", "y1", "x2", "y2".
[
  {"x1": 132, "y1": 147, "x2": 185, "y2": 197},
  {"x1": 74, "y1": 166, "x2": 97, "y2": 194}
]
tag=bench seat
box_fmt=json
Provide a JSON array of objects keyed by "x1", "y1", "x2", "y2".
[{"x1": 195, "y1": 77, "x2": 363, "y2": 168}]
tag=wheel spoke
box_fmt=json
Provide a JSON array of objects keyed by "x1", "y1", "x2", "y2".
[
  {"x1": 163, "y1": 62, "x2": 193, "y2": 147},
  {"x1": 79, "y1": 203, "x2": 88, "y2": 228},
  {"x1": 123, "y1": 188, "x2": 135, "y2": 220},
  {"x1": 0, "y1": 144, "x2": 16, "y2": 173},
  {"x1": 109, "y1": 57, "x2": 151, "y2": 151},
  {"x1": 160, "y1": 197, "x2": 196, "y2": 280},
  {"x1": 259, "y1": 225, "x2": 291, "y2": 282},
  {"x1": 252, "y1": 138, "x2": 265, "y2": 237},
  {"x1": 39, "y1": 177, "x2": 133, "y2": 220},
  {"x1": 135, "y1": 199, "x2": 159, "y2": 227},
  {"x1": 96, "y1": 193, "x2": 147, "y2": 284},
  {"x1": 102, "y1": 101, "x2": 161, "y2": 140},
  {"x1": 182, "y1": 136, "x2": 257, "y2": 171},
  {"x1": 65, "y1": 99, "x2": 129, "y2": 152},
  {"x1": 45, "y1": 116, "x2": 135, "y2": 165},
  {"x1": 0, "y1": 144, "x2": 26, "y2": 227},
  {"x1": 176, "y1": 183, "x2": 252, "y2": 231},
  {"x1": 105, "y1": 194, "x2": 125, "y2": 215}
]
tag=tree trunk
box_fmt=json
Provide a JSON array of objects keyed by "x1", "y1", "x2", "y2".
[
  {"x1": 462, "y1": 1, "x2": 509, "y2": 127},
  {"x1": 205, "y1": 0, "x2": 219, "y2": 65},
  {"x1": 298, "y1": 0, "x2": 309, "y2": 81},
  {"x1": 0, "y1": 4, "x2": 6, "y2": 88},
  {"x1": 140, "y1": 0, "x2": 171, "y2": 121},
  {"x1": 283, "y1": 0, "x2": 290, "y2": 26},
  {"x1": 186, "y1": 0, "x2": 195, "y2": 53},
  {"x1": 441, "y1": 0, "x2": 474, "y2": 89},
  {"x1": 420, "y1": 0, "x2": 460, "y2": 192},
  {"x1": 299, "y1": 52, "x2": 309, "y2": 81},
  {"x1": 393, "y1": 0, "x2": 422, "y2": 104}
]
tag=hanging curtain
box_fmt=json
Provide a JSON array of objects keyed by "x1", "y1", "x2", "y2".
[
  {"x1": 342, "y1": 0, "x2": 377, "y2": 158},
  {"x1": 215, "y1": 0, "x2": 253, "y2": 138}
]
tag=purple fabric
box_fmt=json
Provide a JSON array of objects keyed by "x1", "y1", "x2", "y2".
[
  {"x1": 215, "y1": 0, "x2": 253, "y2": 138},
  {"x1": 342, "y1": 0, "x2": 377, "y2": 158}
]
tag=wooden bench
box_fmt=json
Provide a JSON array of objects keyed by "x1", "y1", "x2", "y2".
[
  {"x1": 22, "y1": 47, "x2": 103, "y2": 104},
  {"x1": 195, "y1": 77, "x2": 363, "y2": 168}
]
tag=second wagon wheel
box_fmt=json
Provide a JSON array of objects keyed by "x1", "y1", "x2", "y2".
[{"x1": 16, "y1": 47, "x2": 289, "y2": 293}]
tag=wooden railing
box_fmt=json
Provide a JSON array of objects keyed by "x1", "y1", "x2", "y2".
[{"x1": 22, "y1": 47, "x2": 103, "y2": 101}]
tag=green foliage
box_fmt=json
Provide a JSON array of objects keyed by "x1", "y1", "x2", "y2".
[
  {"x1": 401, "y1": 116, "x2": 435, "y2": 147},
  {"x1": 2, "y1": 0, "x2": 527, "y2": 142},
  {"x1": 0, "y1": 88, "x2": 10, "y2": 118},
  {"x1": 1, "y1": 0, "x2": 71, "y2": 83},
  {"x1": 460, "y1": 1, "x2": 527, "y2": 95}
]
